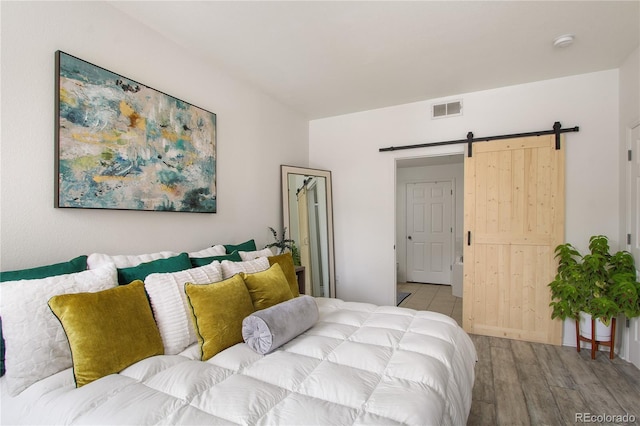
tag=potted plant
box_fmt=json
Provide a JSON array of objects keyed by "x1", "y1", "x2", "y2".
[
  {"x1": 264, "y1": 227, "x2": 301, "y2": 266},
  {"x1": 549, "y1": 235, "x2": 640, "y2": 341}
]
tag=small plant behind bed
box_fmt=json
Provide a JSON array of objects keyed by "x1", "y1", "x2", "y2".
[{"x1": 265, "y1": 227, "x2": 301, "y2": 266}]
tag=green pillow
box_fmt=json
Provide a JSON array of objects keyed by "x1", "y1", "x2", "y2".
[
  {"x1": 185, "y1": 275, "x2": 255, "y2": 361},
  {"x1": 0, "y1": 255, "x2": 88, "y2": 282},
  {"x1": 48, "y1": 280, "x2": 164, "y2": 387},
  {"x1": 190, "y1": 251, "x2": 242, "y2": 268},
  {"x1": 268, "y1": 252, "x2": 300, "y2": 297},
  {"x1": 224, "y1": 239, "x2": 257, "y2": 254},
  {"x1": 0, "y1": 255, "x2": 88, "y2": 377},
  {"x1": 116, "y1": 253, "x2": 191, "y2": 285},
  {"x1": 241, "y1": 263, "x2": 294, "y2": 311}
]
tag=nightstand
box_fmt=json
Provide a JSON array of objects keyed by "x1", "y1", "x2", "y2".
[{"x1": 294, "y1": 266, "x2": 306, "y2": 295}]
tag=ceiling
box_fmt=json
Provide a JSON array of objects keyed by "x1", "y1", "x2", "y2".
[{"x1": 110, "y1": 1, "x2": 639, "y2": 120}]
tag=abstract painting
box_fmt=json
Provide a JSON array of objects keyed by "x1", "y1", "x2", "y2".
[{"x1": 55, "y1": 51, "x2": 216, "y2": 213}]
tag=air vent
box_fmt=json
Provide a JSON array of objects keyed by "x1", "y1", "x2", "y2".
[{"x1": 432, "y1": 100, "x2": 462, "y2": 119}]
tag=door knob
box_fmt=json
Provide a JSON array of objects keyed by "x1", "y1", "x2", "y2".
[{"x1": 408, "y1": 236, "x2": 412, "y2": 240}]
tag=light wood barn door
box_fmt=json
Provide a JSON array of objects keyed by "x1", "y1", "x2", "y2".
[{"x1": 463, "y1": 135, "x2": 564, "y2": 345}]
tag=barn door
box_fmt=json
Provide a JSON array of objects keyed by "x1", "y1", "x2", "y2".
[{"x1": 463, "y1": 134, "x2": 564, "y2": 345}]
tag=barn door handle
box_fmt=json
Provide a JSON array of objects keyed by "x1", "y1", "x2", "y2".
[{"x1": 467, "y1": 231, "x2": 471, "y2": 246}]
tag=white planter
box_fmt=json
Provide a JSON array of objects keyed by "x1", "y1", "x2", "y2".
[{"x1": 579, "y1": 311, "x2": 612, "y2": 341}]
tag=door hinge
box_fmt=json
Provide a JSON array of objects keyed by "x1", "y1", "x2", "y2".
[
  {"x1": 627, "y1": 318, "x2": 630, "y2": 328},
  {"x1": 629, "y1": 150, "x2": 633, "y2": 161},
  {"x1": 628, "y1": 233, "x2": 632, "y2": 245},
  {"x1": 450, "y1": 265, "x2": 452, "y2": 271}
]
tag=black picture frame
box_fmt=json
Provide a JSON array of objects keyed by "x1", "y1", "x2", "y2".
[{"x1": 55, "y1": 51, "x2": 217, "y2": 213}]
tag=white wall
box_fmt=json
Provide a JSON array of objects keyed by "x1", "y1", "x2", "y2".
[
  {"x1": 619, "y1": 47, "x2": 639, "y2": 143},
  {"x1": 310, "y1": 70, "x2": 620, "y2": 326},
  {"x1": 0, "y1": 2, "x2": 309, "y2": 271}
]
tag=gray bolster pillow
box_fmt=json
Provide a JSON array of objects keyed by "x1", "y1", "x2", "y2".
[{"x1": 242, "y1": 295, "x2": 318, "y2": 355}]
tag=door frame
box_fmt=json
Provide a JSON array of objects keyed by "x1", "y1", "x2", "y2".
[
  {"x1": 622, "y1": 119, "x2": 640, "y2": 368},
  {"x1": 405, "y1": 179, "x2": 455, "y2": 284},
  {"x1": 395, "y1": 154, "x2": 464, "y2": 285}
]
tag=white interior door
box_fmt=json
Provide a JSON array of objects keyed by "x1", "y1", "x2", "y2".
[
  {"x1": 406, "y1": 181, "x2": 453, "y2": 284},
  {"x1": 627, "y1": 123, "x2": 640, "y2": 368}
]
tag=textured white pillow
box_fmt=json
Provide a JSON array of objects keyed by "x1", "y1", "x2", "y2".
[
  {"x1": 144, "y1": 262, "x2": 223, "y2": 354},
  {"x1": 221, "y1": 257, "x2": 270, "y2": 279},
  {"x1": 189, "y1": 245, "x2": 226, "y2": 258},
  {"x1": 239, "y1": 248, "x2": 274, "y2": 261},
  {"x1": 87, "y1": 245, "x2": 227, "y2": 269},
  {"x1": 0, "y1": 263, "x2": 118, "y2": 396},
  {"x1": 87, "y1": 251, "x2": 178, "y2": 269}
]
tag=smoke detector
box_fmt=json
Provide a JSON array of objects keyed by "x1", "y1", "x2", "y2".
[{"x1": 553, "y1": 34, "x2": 574, "y2": 48}]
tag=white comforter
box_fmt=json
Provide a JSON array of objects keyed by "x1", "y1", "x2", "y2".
[{"x1": 1, "y1": 298, "x2": 477, "y2": 425}]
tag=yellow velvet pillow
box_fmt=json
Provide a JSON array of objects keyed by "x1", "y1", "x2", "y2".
[
  {"x1": 241, "y1": 263, "x2": 294, "y2": 311},
  {"x1": 48, "y1": 280, "x2": 164, "y2": 387},
  {"x1": 268, "y1": 252, "x2": 300, "y2": 297},
  {"x1": 185, "y1": 275, "x2": 255, "y2": 361}
]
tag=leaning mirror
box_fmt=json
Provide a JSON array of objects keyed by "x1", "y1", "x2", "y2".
[{"x1": 281, "y1": 165, "x2": 335, "y2": 298}]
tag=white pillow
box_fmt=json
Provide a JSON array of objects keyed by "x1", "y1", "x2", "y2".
[
  {"x1": 87, "y1": 251, "x2": 178, "y2": 269},
  {"x1": 144, "y1": 262, "x2": 223, "y2": 354},
  {"x1": 87, "y1": 245, "x2": 228, "y2": 269},
  {"x1": 239, "y1": 248, "x2": 274, "y2": 261},
  {"x1": 0, "y1": 263, "x2": 118, "y2": 396},
  {"x1": 189, "y1": 245, "x2": 226, "y2": 258},
  {"x1": 221, "y1": 257, "x2": 270, "y2": 279}
]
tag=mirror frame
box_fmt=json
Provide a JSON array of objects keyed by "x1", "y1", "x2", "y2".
[{"x1": 281, "y1": 165, "x2": 336, "y2": 298}]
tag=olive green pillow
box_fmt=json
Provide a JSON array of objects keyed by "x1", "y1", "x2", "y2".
[
  {"x1": 268, "y1": 252, "x2": 300, "y2": 297},
  {"x1": 185, "y1": 275, "x2": 255, "y2": 361},
  {"x1": 48, "y1": 280, "x2": 164, "y2": 387},
  {"x1": 241, "y1": 263, "x2": 294, "y2": 311}
]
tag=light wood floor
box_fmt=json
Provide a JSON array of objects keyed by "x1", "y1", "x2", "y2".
[{"x1": 397, "y1": 283, "x2": 640, "y2": 426}]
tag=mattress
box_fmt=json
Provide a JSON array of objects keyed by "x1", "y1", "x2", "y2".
[{"x1": 1, "y1": 298, "x2": 477, "y2": 425}]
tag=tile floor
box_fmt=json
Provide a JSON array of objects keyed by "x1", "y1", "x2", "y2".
[{"x1": 397, "y1": 282, "x2": 463, "y2": 325}]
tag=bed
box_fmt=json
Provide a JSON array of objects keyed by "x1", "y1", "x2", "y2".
[{"x1": 0, "y1": 244, "x2": 476, "y2": 425}]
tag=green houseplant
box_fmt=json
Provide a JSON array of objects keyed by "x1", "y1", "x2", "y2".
[
  {"x1": 264, "y1": 227, "x2": 301, "y2": 266},
  {"x1": 549, "y1": 235, "x2": 640, "y2": 338}
]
